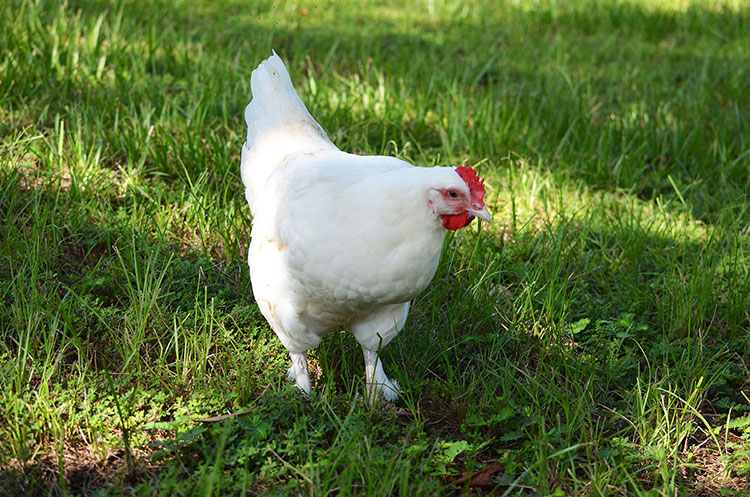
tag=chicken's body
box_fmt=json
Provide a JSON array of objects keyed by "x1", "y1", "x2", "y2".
[{"x1": 241, "y1": 52, "x2": 489, "y2": 401}]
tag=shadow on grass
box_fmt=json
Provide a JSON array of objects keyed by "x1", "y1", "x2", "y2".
[{"x1": 0, "y1": 166, "x2": 263, "y2": 495}]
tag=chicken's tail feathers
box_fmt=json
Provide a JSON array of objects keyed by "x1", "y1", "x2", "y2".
[
  {"x1": 244, "y1": 51, "x2": 333, "y2": 150},
  {"x1": 241, "y1": 51, "x2": 335, "y2": 211}
]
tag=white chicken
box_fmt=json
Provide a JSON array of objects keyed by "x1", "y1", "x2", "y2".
[{"x1": 240, "y1": 52, "x2": 490, "y2": 402}]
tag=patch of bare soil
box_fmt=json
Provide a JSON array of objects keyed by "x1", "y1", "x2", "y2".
[
  {"x1": 1, "y1": 446, "x2": 160, "y2": 497},
  {"x1": 685, "y1": 431, "x2": 750, "y2": 497}
]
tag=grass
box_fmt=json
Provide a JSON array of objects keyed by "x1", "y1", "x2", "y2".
[{"x1": 1, "y1": 0, "x2": 749, "y2": 494}]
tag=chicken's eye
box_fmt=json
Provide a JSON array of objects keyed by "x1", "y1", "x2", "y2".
[{"x1": 447, "y1": 190, "x2": 459, "y2": 199}]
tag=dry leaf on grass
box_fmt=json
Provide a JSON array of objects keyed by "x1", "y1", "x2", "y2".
[{"x1": 453, "y1": 461, "x2": 503, "y2": 487}]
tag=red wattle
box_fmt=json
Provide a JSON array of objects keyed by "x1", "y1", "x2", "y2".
[{"x1": 441, "y1": 213, "x2": 474, "y2": 230}]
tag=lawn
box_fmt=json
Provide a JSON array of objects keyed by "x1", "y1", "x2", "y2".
[{"x1": 1, "y1": 0, "x2": 749, "y2": 495}]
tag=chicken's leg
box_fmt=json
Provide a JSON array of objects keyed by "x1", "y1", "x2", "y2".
[
  {"x1": 362, "y1": 348, "x2": 401, "y2": 403},
  {"x1": 287, "y1": 352, "x2": 311, "y2": 394}
]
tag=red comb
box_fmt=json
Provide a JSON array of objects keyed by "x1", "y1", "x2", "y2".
[{"x1": 455, "y1": 166, "x2": 486, "y2": 203}]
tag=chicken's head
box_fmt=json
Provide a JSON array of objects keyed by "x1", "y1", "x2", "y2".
[{"x1": 430, "y1": 166, "x2": 491, "y2": 230}]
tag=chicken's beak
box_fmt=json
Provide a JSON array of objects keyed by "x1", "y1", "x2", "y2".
[{"x1": 468, "y1": 204, "x2": 492, "y2": 222}]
